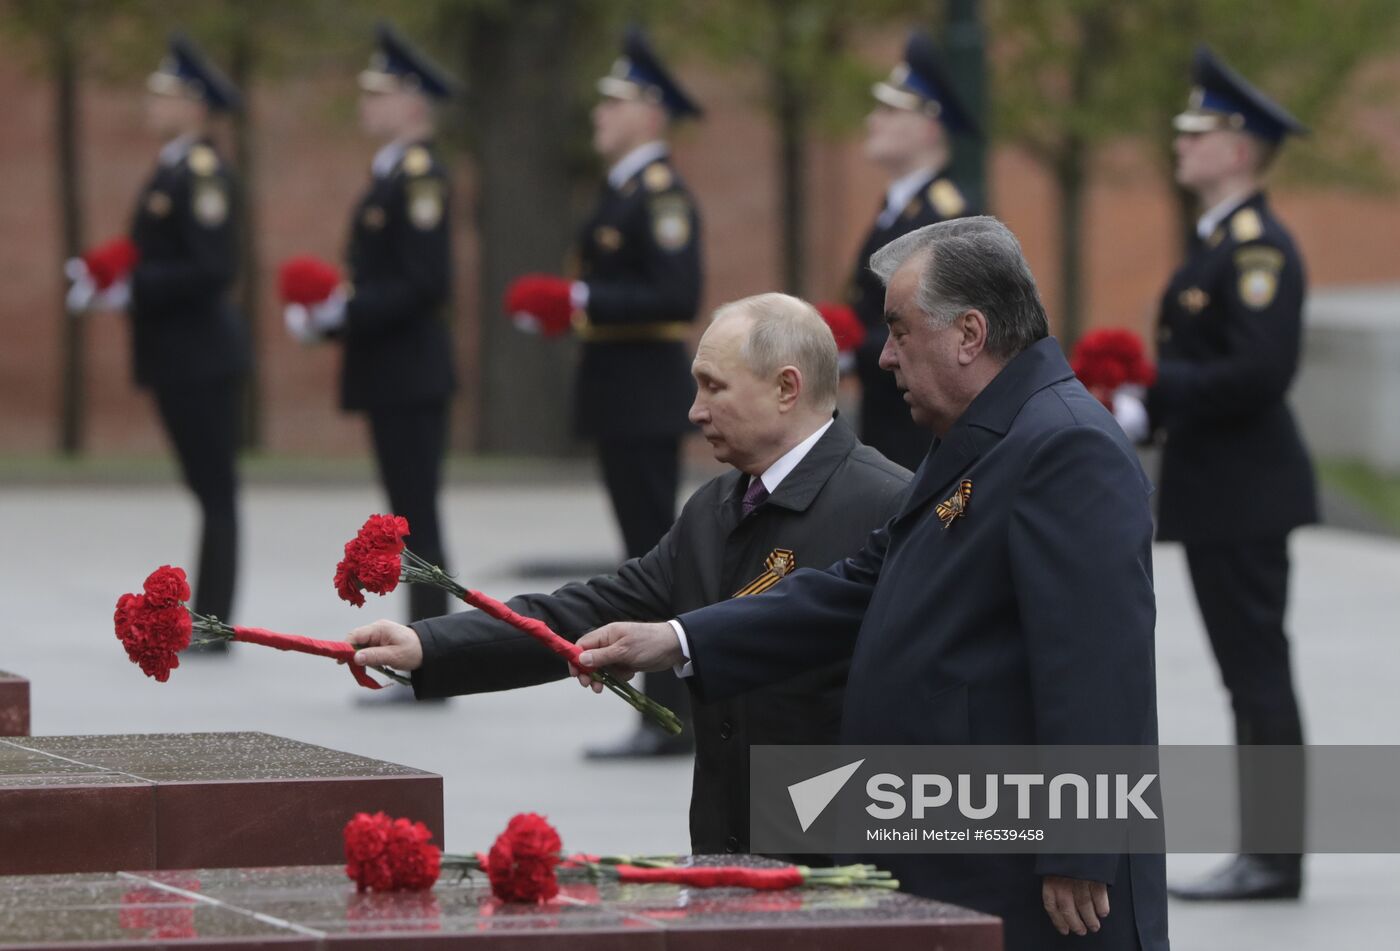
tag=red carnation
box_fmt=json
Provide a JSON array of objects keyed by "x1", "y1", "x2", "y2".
[
  {"x1": 83, "y1": 237, "x2": 139, "y2": 290},
  {"x1": 334, "y1": 515, "x2": 410, "y2": 606},
  {"x1": 814, "y1": 301, "x2": 866, "y2": 353},
  {"x1": 114, "y1": 584, "x2": 193, "y2": 683},
  {"x1": 486, "y1": 813, "x2": 562, "y2": 903},
  {"x1": 358, "y1": 514, "x2": 410, "y2": 554},
  {"x1": 278, "y1": 255, "x2": 342, "y2": 305},
  {"x1": 1070, "y1": 328, "x2": 1157, "y2": 409},
  {"x1": 343, "y1": 812, "x2": 441, "y2": 893},
  {"x1": 504, "y1": 274, "x2": 573, "y2": 337},
  {"x1": 142, "y1": 565, "x2": 191, "y2": 608},
  {"x1": 386, "y1": 818, "x2": 442, "y2": 891}
]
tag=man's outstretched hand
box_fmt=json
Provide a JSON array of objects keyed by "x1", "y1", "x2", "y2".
[
  {"x1": 347, "y1": 620, "x2": 424, "y2": 671},
  {"x1": 570, "y1": 621, "x2": 684, "y2": 692}
]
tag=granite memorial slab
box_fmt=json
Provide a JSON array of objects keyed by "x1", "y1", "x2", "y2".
[
  {"x1": 0, "y1": 671, "x2": 29, "y2": 736},
  {"x1": 0, "y1": 862, "x2": 1003, "y2": 949},
  {"x1": 0, "y1": 732, "x2": 442, "y2": 876}
]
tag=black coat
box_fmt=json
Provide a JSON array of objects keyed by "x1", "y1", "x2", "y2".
[
  {"x1": 128, "y1": 140, "x2": 249, "y2": 389},
  {"x1": 847, "y1": 169, "x2": 977, "y2": 467},
  {"x1": 410, "y1": 420, "x2": 910, "y2": 854},
  {"x1": 573, "y1": 156, "x2": 702, "y2": 441},
  {"x1": 679, "y1": 339, "x2": 1168, "y2": 951},
  {"x1": 1148, "y1": 191, "x2": 1316, "y2": 542},
  {"x1": 340, "y1": 142, "x2": 455, "y2": 412}
]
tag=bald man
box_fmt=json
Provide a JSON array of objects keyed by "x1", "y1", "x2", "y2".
[{"x1": 349, "y1": 293, "x2": 910, "y2": 857}]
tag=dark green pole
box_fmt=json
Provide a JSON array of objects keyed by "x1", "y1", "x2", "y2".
[{"x1": 943, "y1": 0, "x2": 987, "y2": 211}]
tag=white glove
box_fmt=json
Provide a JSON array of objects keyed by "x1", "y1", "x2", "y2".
[
  {"x1": 283, "y1": 303, "x2": 318, "y2": 344},
  {"x1": 1112, "y1": 385, "x2": 1150, "y2": 443},
  {"x1": 94, "y1": 280, "x2": 130, "y2": 311},
  {"x1": 511, "y1": 313, "x2": 542, "y2": 335},
  {"x1": 308, "y1": 288, "x2": 347, "y2": 333},
  {"x1": 64, "y1": 259, "x2": 95, "y2": 314}
]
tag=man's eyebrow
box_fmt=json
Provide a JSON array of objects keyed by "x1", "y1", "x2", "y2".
[{"x1": 884, "y1": 310, "x2": 903, "y2": 327}]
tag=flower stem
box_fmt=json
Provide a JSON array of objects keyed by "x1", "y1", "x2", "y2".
[{"x1": 401, "y1": 549, "x2": 683, "y2": 736}]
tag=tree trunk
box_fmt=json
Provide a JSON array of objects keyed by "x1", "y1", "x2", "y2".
[
  {"x1": 770, "y1": 0, "x2": 806, "y2": 296},
  {"x1": 227, "y1": 23, "x2": 262, "y2": 450},
  {"x1": 1056, "y1": 144, "x2": 1085, "y2": 348},
  {"x1": 50, "y1": 4, "x2": 85, "y2": 456},
  {"x1": 459, "y1": 1, "x2": 596, "y2": 455}
]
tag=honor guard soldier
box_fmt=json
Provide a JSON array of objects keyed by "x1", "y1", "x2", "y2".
[
  {"x1": 70, "y1": 34, "x2": 249, "y2": 640},
  {"x1": 816, "y1": 31, "x2": 980, "y2": 471},
  {"x1": 1119, "y1": 45, "x2": 1315, "y2": 901},
  {"x1": 288, "y1": 23, "x2": 458, "y2": 652},
  {"x1": 504, "y1": 26, "x2": 703, "y2": 758}
]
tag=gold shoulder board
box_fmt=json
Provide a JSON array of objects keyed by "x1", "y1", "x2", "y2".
[
  {"x1": 1230, "y1": 208, "x2": 1263, "y2": 243},
  {"x1": 402, "y1": 146, "x2": 432, "y2": 177},
  {"x1": 187, "y1": 145, "x2": 218, "y2": 176},
  {"x1": 928, "y1": 179, "x2": 966, "y2": 219},
  {"x1": 643, "y1": 162, "x2": 674, "y2": 192}
]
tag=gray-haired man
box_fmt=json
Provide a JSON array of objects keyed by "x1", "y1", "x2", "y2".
[
  {"x1": 349, "y1": 293, "x2": 911, "y2": 858},
  {"x1": 570, "y1": 219, "x2": 1169, "y2": 950}
]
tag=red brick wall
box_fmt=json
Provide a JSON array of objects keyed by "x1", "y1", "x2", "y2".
[{"x1": 1, "y1": 54, "x2": 1396, "y2": 456}]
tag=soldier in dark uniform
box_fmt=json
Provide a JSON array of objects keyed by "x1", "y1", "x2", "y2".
[
  {"x1": 289, "y1": 23, "x2": 457, "y2": 638},
  {"x1": 504, "y1": 27, "x2": 703, "y2": 758},
  {"x1": 348, "y1": 294, "x2": 911, "y2": 856},
  {"x1": 1119, "y1": 46, "x2": 1315, "y2": 901},
  {"x1": 818, "y1": 31, "x2": 980, "y2": 471},
  {"x1": 71, "y1": 35, "x2": 248, "y2": 635}
]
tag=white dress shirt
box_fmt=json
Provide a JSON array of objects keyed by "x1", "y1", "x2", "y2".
[
  {"x1": 158, "y1": 134, "x2": 198, "y2": 168},
  {"x1": 669, "y1": 419, "x2": 835, "y2": 675},
  {"x1": 370, "y1": 139, "x2": 410, "y2": 179},
  {"x1": 876, "y1": 165, "x2": 939, "y2": 229},
  {"x1": 1196, "y1": 192, "x2": 1252, "y2": 240}
]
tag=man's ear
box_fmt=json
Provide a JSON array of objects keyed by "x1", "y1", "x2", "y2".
[
  {"x1": 776, "y1": 366, "x2": 803, "y2": 412},
  {"x1": 957, "y1": 309, "x2": 989, "y2": 365}
]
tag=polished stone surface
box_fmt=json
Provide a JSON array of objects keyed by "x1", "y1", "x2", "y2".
[
  {"x1": 0, "y1": 733, "x2": 442, "y2": 876},
  {"x1": 0, "y1": 863, "x2": 1001, "y2": 949},
  {"x1": 0, "y1": 671, "x2": 28, "y2": 736}
]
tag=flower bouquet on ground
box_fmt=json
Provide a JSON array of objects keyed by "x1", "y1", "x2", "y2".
[
  {"x1": 113, "y1": 565, "x2": 404, "y2": 690},
  {"x1": 343, "y1": 811, "x2": 899, "y2": 903},
  {"x1": 335, "y1": 515, "x2": 683, "y2": 736}
]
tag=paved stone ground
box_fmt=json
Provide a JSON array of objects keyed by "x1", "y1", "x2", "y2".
[{"x1": 4, "y1": 475, "x2": 1398, "y2": 948}]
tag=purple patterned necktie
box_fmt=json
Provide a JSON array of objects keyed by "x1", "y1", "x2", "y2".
[{"x1": 742, "y1": 478, "x2": 770, "y2": 517}]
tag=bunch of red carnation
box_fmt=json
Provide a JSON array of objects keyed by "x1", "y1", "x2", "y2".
[
  {"x1": 503, "y1": 274, "x2": 573, "y2": 337},
  {"x1": 84, "y1": 237, "x2": 140, "y2": 290},
  {"x1": 343, "y1": 812, "x2": 442, "y2": 893},
  {"x1": 1070, "y1": 328, "x2": 1157, "y2": 408},
  {"x1": 814, "y1": 302, "x2": 867, "y2": 353},
  {"x1": 277, "y1": 255, "x2": 342, "y2": 305},
  {"x1": 334, "y1": 514, "x2": 410, "y2": 607},
  {"x1": 113, "y1": 566, "x2": 193, "y2": 683},
  {"x1": 486, "y1": 813, "x2": 564, "y2": 903}
]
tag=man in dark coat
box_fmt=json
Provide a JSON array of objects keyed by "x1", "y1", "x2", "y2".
[
  {"x1": 570, "y1": 218, "x2": 1170, "y2": 950},
  {"x1": 1118, "y1": 45, "x2": 1315, "y2": 902},
  {"x1": 288, "y1": 23, "x2": 458, "y2": 631},
  {"x1": 503, "y1": 26, "x2": 704, "y2": 757},
  {"x1": 348, "y1": 293, "x2": 910, "y2": 856},
  {"x1": 817, "y1": 30, "x2": 980, "y2": 471},
  {"x1": 71, "y1": 34, "x2": 249, "y2": 632}
]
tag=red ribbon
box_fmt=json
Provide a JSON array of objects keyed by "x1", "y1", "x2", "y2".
[
  {"x1": 231, "y1": 626, "x2": 382, "y2": 690},
  {"x1": 612, "y1": 865, "x2": 807, "y2": 890},
  {"x1": 459, "y1": 589, "x2": 590, "y2": 672}
]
